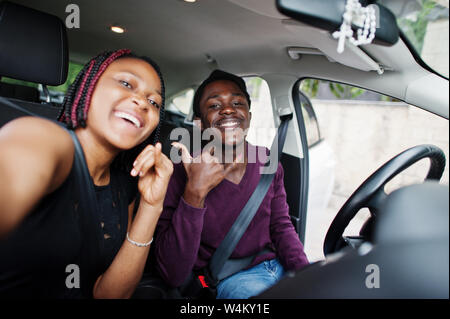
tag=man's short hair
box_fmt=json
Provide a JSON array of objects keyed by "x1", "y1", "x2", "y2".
[{"x1": 192, "y1": 69, "x2": 251, "y2": 118}]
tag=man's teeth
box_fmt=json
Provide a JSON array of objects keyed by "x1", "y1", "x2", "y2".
[
  {"x1": 219, "y1": 121, "x2": 239, "y2": 128},
  {"x1": 115, "y1": 112, "x2": 141, "y2": 128}
]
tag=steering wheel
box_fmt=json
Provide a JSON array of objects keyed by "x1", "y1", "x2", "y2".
[{"x1": 323, "y1": 144, "x2": 446, "y2": 256}]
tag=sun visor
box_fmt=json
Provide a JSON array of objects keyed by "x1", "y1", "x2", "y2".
[{"x1": 283, "y1": 19, "x2": 385, "y2": 74}]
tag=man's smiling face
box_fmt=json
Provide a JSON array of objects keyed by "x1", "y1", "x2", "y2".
[{"x1": 197, "y1": 80, "x2": 251, "y2": 147}]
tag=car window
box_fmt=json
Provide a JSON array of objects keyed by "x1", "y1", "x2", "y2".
[
  {"x1": 166, "y1": 88, "x2": 194, "y2": 116},
  {"x1": 386, "y1": 0, "x2": 449, "y2": 78},
  {"x1": 1, "y1": 61, "x2": 83, "y2": 104},
  {"x1": 243, "y1": 77, "x2": 276, "y2": 149},
  {"x1": 301, "y1": 78, "x2": 449, "y2": 262},
  {"x1": 0, "y1": 77, "x2": 39, "y2": 90}
]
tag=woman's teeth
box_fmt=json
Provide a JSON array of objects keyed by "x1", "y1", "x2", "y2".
[{"x1": 115, "y1": 111, "x2": 141, "y2": 128}]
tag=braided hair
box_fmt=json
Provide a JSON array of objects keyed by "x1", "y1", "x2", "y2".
[{"x1": 58, "y1": 49, "x2": 165, "y2": 173}]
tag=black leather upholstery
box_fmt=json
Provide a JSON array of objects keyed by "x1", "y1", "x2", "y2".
[
  {"x1": 0, "y1": 82, "x2": 40, "y2": 102},
  {"x1": 0, "y1": 97, "x2": 60, "y2": 128},
  {"x1": 0, "y1": 1, "x2": 68, "y2": 127},
  {"x1": 0, "y1": 1, "x2": 68, "y2": 86}
]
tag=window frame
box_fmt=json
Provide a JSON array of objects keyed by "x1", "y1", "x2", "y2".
[{"x1": 298, "y1": 90, "x2": 323, "y2": 149}]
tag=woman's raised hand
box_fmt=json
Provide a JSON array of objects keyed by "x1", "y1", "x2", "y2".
[{"x1": 131, "y1": 143, "x2": 173, "y2": 208}]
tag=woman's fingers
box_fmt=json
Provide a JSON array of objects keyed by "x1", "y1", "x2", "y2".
[
  {"x1": 154, "y1": 151, "x2": 174, "y2": 179},
  {"x1": 131, "y1": 146, "x2": 155, "y2": 177},
  {"x1": 153, "y1": 143, "x2": 170, "y2": 174},
  {"x1": 132, "y1": 143, "x2": 173, "y2": 179},
  {"x1": 154, "y1": 142, "x2": 162, "y2": 166},
  {"x1": 131, "y1": 143, "x2": 160, "y2": 177}
]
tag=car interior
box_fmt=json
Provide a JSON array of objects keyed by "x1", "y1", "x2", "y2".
[{"x1": 0, "y1": 0, "x2": 448, "y2": 299}]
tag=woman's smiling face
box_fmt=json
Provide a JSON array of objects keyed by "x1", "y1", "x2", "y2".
[
  {"x1": 86, "y1": 57, "x2": 162, "y2": 151},
  {"x1": 198, "y1": 80, "x2": 251, "y2": 147}
]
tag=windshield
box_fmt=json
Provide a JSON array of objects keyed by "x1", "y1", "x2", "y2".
[{"x1": 381, "y1": 0, "x2": 449, "y2": 78}]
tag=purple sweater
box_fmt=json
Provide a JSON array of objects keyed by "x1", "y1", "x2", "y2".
[{"x1": 154, "y1": 144, "x2": 309, "y2": 287}]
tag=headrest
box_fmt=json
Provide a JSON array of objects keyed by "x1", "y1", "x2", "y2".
[{"x1": 0, "y1": 1, "x2": 68, "y2": 85}]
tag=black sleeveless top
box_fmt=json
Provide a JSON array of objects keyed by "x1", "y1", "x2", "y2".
[{"x1": 0, "y1": 141, "x2": 137, "y2": 298}]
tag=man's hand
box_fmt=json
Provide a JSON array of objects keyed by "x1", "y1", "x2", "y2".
[{"x1": 172, "y1": 142, "x2": 240, "y2": 208}]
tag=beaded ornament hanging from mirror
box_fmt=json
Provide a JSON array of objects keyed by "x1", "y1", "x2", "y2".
[{"x1": 332, "y1": 0, "x2": 378, "y2": 54}]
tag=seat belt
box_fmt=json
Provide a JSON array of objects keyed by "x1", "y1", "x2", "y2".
[
  {"x1": 0, "y1": 95, "x2": 37, "y2": 115},
  {"x1": 208, "y1": 113, "x2": 293, "y2": 284}
]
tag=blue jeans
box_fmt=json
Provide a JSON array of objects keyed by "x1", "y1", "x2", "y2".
[{"x1": 216, "y1": 258, "x2": 285, "y2": 299}]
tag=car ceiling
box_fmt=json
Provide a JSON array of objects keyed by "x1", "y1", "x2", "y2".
[
  {"x1": 13, "y1": 0, "x2": 310, "y2": 91},
  {"x1": 8, "y1": 0, "x2": 450, "y2": 117}
]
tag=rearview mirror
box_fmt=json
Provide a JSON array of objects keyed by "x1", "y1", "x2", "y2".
[{"x1": 276, "y1": 0, "x2": 399, "y2": 46}]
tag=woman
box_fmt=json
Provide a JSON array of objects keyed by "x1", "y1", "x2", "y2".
[
  {"x1": 0, "y1": 49, "x2": 173, "y2": 298},
  {"x1": 154, "y1": 70, "x2": 308, "y2": 299}
]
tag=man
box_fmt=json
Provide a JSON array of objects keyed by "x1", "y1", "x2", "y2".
[{"x1": 154, "y1": 70, "x2": 308, "y2": 299}]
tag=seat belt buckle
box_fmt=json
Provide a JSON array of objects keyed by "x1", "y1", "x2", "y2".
[{"x1": 198, "y1": 275, "x2": 209, "y2": 288}]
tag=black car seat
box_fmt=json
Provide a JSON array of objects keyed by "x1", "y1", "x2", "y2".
[
  {"x1": 0, "y1": 2, "x2": 176, "y2": 299},
  {"x1": 0, "y1": 80, "x2": 40, "y2": 102},
  {"x1": 0, "y1": 1, "x2": 68, "y2": 128}
]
